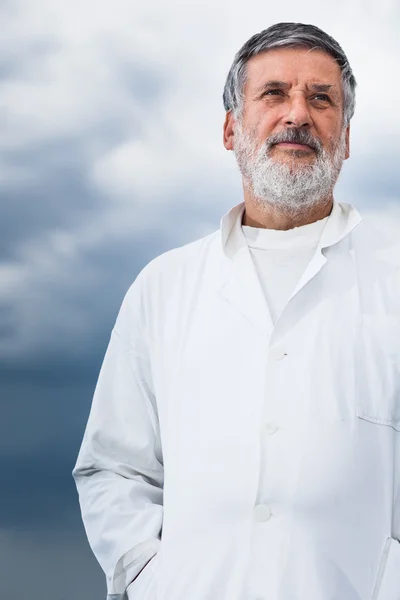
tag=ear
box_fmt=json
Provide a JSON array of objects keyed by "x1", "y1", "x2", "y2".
[
  {"x1": 223, "y1": 110, "x2": 235, "y2": 151},
  {"x1": 344, "y1": 123, "x2": 350, "y2": 160}
]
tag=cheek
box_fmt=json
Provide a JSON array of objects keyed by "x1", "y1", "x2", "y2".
[
  {"x1": 324, "y1": 115, "x2": 344, "y2": 144},
  {"x1": 322, "y1": 126, "x2": 342, "y2": 152},
  {"x1": 256, "y1": 119, "x2": 283, "y2": 144}
]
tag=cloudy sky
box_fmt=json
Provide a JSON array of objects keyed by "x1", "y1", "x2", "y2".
[{"x1": 1, "y1": 0, "x2": 399, "y2": 598}]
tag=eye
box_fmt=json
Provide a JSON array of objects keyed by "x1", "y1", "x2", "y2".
[
  {"x1": 263, "y1": 89, "x2": 284, "y2": 96},
  {"x1": 313, "y1": 94, "x2": 331, "y2": 102}
]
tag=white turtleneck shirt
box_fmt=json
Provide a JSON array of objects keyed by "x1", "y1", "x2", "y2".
[{"x1": 241, "y1": 210, "x2": 331, "y2": 324}]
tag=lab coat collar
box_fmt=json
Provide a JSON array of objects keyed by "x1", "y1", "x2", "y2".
[{"x1": 220, "y1": 199, "x2": 363, "y2": 258}]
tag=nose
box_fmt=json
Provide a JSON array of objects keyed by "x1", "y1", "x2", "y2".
[{"x1": 285, "y1": 94, "x2": 313, "y2": 128}]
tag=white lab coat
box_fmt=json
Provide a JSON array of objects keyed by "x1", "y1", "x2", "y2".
[{"x1": 72, "y1": 201, "x2": 400, "y2": 600}]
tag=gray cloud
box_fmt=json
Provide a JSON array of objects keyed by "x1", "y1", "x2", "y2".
[
  {"x1": 0, "y1": 527, "x2": 106, "y2": 600},
  {"x1": 0, "y1": 144, "x2": 101, "y2": 259},
  {"x1": 1, "y1": 451, "x2": 78, "y2": 529}
]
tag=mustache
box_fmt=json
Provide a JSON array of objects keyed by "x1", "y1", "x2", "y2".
[{"x1": 266, "y1": 128, "x2": 323, "y2": 154}]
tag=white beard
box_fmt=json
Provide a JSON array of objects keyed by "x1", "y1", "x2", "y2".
[{"x1": 233, "y1": 120, "x2": 348, "y2": 216}]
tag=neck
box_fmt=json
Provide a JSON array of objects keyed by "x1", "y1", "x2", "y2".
[{"x1": 242, "y1": 188, "x2": 334, "y2": 230}]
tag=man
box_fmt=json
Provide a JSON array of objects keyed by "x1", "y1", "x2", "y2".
[{"x1": 72, "y1": 22, "x2": 400, "y2": 600}]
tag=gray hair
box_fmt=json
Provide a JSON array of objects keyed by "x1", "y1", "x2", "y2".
[{"x1": 223, "y1": 22, "x2": 357, "y2": 126}]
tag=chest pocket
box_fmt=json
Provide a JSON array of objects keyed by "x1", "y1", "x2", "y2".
[{"x1": 355, "y1": 315, "x2": 400, "y2": 432}]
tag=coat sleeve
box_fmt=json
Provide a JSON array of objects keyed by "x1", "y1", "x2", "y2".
[{"x1": 72, "y1": 275, "x2": 163, "y2": 600}]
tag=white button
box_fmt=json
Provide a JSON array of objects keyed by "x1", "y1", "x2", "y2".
[
  {"x1": 268, "y1": 346, "x2": 286, "y2": 361},
  {"x1": 253, "y1": 504, "x2": 272, "y2": 522},
  {"x1": 262, "y1": 421, "x2": 278, "y2": 435}
]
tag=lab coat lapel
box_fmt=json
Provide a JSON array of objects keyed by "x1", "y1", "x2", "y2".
[
  {"x1": 218, "y1": 202, "x2": 275, "y2": 337},
  {"x1": 285, "y1": 200, "x2": 362, "y2": 305},
  {"x1": 219, "y1": 243, "x2": 275, "y2": 337}
]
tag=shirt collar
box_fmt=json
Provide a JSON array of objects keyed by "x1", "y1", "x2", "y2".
[{"x1": 220, "y1": 200, "x2": 363, "y2": 258}]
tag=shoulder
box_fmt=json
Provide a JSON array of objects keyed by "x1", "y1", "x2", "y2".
[
  {"x1": 118, "y1": 229, "x2": 220, "y2": 322},
  {"x1": 141, "y1": 229, "x2": 219, "y2": 280},
  {"x1": 351, "y1": 214, "x2": 400, "y2": 315},
  {"x1": 352, "y1": 215, "x2": 400, "y2": 268}
]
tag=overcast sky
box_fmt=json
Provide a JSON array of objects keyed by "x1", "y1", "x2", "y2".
[{"x1": 1, "y1": 1, "x2": 399, "y2": 598}]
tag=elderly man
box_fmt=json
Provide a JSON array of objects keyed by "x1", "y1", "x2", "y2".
[{"x1": 72, "y1": 22, "x2": 400, "y2": 600}]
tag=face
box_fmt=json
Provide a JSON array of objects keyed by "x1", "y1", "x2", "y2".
[{"x1": 223, "y1": 47, "x2": 350, "y2": 213}]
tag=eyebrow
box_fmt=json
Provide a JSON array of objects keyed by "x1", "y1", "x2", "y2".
[
  {"x1": 310, "y1": 83, "x2": 337, "y2": 95},
  {"x1": 254, "y1": 80, "x2": 289, "y2": 95},
  {"x1": 254, "y1": 80, "x2": 340, "y2": 100}
]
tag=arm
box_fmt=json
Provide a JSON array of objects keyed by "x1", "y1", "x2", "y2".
[{"x1": 72, "y1": 277, "x2": 163, "y2": 599}]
